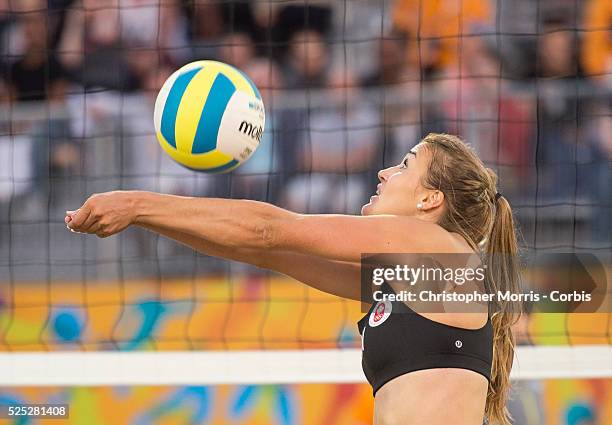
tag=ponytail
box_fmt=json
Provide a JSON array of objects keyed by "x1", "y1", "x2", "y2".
[{"x1": 484, "y1": 194, "x2": 521, "y2": 425}]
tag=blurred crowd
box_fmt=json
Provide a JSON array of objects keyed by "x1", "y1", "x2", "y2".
[{"x1": 0, "y1": 0, "x2": 610, "y2": 252}]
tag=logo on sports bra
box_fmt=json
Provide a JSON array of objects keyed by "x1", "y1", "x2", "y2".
[{"x1": 368, "y1": 300, "x2": 392, "y2": 327}]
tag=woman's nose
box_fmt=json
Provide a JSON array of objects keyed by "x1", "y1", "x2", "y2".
[{"x1": 378, "y1": 166, "x2": 394, "y2": 182}]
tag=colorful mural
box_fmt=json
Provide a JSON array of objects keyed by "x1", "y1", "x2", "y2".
[
  {"x1": 0, "y1": 276, "x2": 610, "y2": 424},
  {"x1": 0, "y1": 384, "x2": 374, "y2": 425},
  {"x1": 0, "y1": 380, "x2": 610, "y2": 424},
  {"x1": 0, "y1": 276, "x2": 363, "y2": 351}
]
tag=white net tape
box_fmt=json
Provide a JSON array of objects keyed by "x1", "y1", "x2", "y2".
[{"x1": 1, "y1": 346, "x2": 610, "y2": 387}]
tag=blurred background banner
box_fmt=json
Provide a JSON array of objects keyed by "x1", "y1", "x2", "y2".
[{"x1": 0, "y1": 0, "x2": 610, "y2": 424}]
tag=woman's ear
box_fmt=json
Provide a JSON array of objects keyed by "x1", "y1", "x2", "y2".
[{"x1": 422, "y1": 190, "x2": 445, "y2": 210}]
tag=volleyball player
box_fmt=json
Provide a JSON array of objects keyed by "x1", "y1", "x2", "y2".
[{"x1": 66, "y1": 133, "x2": 520, "y2": 425}]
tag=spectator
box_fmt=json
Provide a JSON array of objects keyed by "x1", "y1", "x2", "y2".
[
  {"x1": 433, "y1": 33, "x2": 533, "y2": 195},
  {"x1": 31, "y1": 118, "x2": 80, "y2": 193},
  {"x1": 271, "y1": 3, "x2": 332, "y2": 61},
  {"x1": 4, "y1": 7, "x2": 77, "y2": 204},
  {"x1": 281, "y1": 68, "x2": 380, "y2": 214},
  {"x1": 537, "y1": 17, "x2": 581, "y2": 79},
  {"x1": 8, "y1": 11, "x2": 67, "y2": 102},
  {"x1": 583, "y1": 102, "x2": 611, "y2": 245},
  {"x1": 392, "y1": 0, "x2": 491, "y2": 76},
  {"x1": 190, "y1": 0, "x2": 225, "y2": 61},
  {"x1": 282, "y1": 29, "x2": 330, "y2": 89},
  {"x1": 47, "y1": 0, "x2": 75, "y2": 51},
  {"x1": 57, "y1": 0, "x2": 138, "y2": 91},
  {"x1": 0, "y1": 75, "x2": 7, "y2": 104},
  {"x1": 276, "y1": 28, "x2": 332, "y2": 186},
  {"x1": 581, "y1": 0, "x2": 611, "y2": 84},
  {"x1": 190, "y1": 1, "x2": 266, "y2": 56},
  {"x1": 361, "y1": 31, "x2": 422, "y2": 167},
  {"x1": 0, "y1": 1, "x2": 14, "y2": 72},
  {"x1": 535, "y1": 16, "x2": 597, "y2": 200},
  {"x1": 361, "y1": 31, "x2": 411, "y2": 88},
  {"x1": 120, "y1": 0, "x2": 188, "y2": 83},
  {"x1": 128, "y1": 0, "x2": 188, "y2": 66},
  {"x1": 218, "y1": 32, "x2": 256, "y2": 71},
  {"x1": 57, "y1": 0, "x2": 186, "y2": 91}
]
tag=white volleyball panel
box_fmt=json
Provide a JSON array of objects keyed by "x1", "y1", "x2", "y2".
[{"x1": 217, "y1": 91, "x2": 265, "y2": 162}]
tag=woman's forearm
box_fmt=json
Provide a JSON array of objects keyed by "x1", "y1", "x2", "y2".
[
  {"x1": 131, "y1": 191, "x2": 296, "y2": 251},
  {"x1": 138, "y1": 218, "x2": 362, "y2": 300},
  {"x1": 135, "y1": 218, "x2": 265, "y2": 267}
]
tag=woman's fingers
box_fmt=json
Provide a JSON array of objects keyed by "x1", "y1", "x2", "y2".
[
  {"x1": 65, "y1": 209, "x2": 78, "y2": 224},
  {"x1": 67, "y1": 207, "x2": 91, "y2": 230},
  {"x1": 66, "y1": 192, "x2": 135, "y2": 237},
  {"x1": 67, "y1": 207, "x2": 99, "y2": 234}
]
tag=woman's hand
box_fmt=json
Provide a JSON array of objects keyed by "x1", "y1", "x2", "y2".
[{"x1": 65, "y1": 191, "x2": 139, "y2": 238}]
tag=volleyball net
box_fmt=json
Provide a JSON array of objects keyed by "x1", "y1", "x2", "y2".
[{"x1": 0, "y1": 0, "x2": 611, "y2": 391}]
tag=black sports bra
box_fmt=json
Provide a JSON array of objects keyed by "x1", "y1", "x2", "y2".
[{"x1": 357, "y1": 283, "x2": 493, "y2": 395}]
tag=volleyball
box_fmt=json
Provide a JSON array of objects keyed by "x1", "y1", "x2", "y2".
[{"x1": 153, "y1": 60, "x2": 265, "y2": 173}]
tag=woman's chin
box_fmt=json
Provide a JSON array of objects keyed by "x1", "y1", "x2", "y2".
[{"x1": 361, "y1": 198, "x2": 377, "y2": 215}]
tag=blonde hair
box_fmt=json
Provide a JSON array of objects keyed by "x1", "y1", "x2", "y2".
[{"x1": 420, "y1": 133, "x2": 521, "y2": 425}]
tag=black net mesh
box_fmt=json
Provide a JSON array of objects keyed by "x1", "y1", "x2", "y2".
[{"x1": 0, "y1": 0, "x2": 610, "y2": 351}]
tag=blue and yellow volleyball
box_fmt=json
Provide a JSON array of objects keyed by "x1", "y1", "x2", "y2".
[{"x1": 154, "y1": 60, "x2": 265, "y2": 173}]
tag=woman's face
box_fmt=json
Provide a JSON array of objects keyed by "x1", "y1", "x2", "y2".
[{"x1": 361, "y1": 143, "x2": 432, "y2": 216}]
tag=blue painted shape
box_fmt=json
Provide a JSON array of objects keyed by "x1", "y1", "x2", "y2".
[
  {"x1": 566, "y1": 403, "x2": 595, "y2": 425},
  {"x1": 274, "y1": 386, "x2": 294, "y2": 425},
  {"x1": 186, "y1": 386, "x2": 211, "y2": 424},
  {"x1": 191, "y1": 73, "x2": 235, "y2": 154},
  {"x1": 337, "y1": 325, "x2": 358, "y2": 348},
  {"x1": 122, "y1": 301, "x2": 166, "y2": 351},
  {"x1": 160, "y1": 67, "x2": 202, "y2": 149},
  {"x1": 134, "y1": 386, "x2": 211, "y2": 425},
  {"x1": 230, "y1": 385, "x2": 259, "y2": 419},
  {"x1": 53, "y1": 310, "x2": 82, "y2": 342}
]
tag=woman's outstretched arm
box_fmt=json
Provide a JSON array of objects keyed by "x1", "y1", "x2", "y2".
[
  {"x1": 66, "y1": 190, "x2": 446, "y2": 262},
  {"x1": 66, "y1": 191, "x2": 363, "y2": 300}
]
